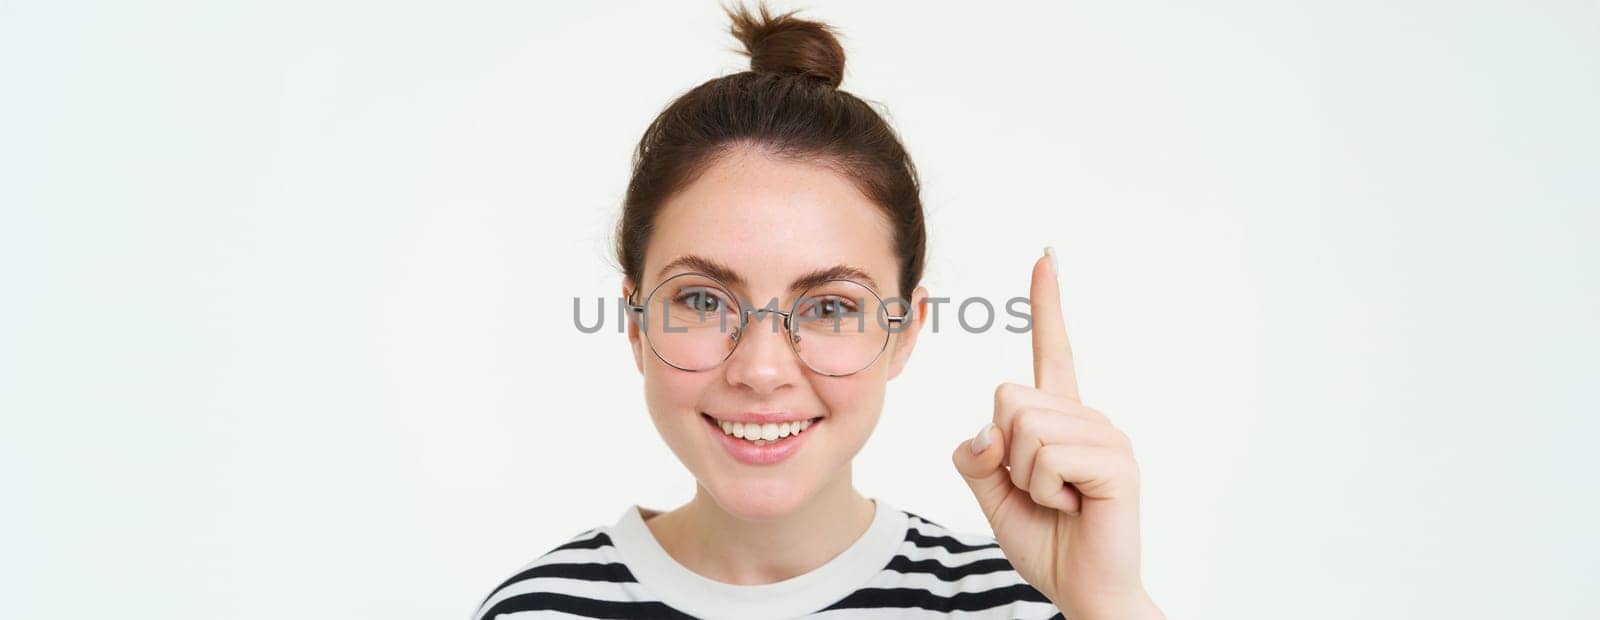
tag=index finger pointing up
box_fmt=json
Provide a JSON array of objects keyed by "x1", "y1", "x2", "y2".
[{"x1": 1032, "y1": 247, "x2": 1081, "y2": 403}]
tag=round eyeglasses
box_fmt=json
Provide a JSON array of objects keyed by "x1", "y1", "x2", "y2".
[{"x1": 626, "y1": 272, "x2": 910, "y2": 377}]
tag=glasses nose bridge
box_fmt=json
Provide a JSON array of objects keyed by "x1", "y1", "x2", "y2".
[
  {"x1": 732, "y1": 304, "x2": 795, "y2": 343},
  {"x1": 632, "y1": 272, "x2": 888, "y2": 377}
]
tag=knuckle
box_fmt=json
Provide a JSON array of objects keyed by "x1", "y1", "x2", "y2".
[
  {"x1": 1029, "y1": 485, "x2": 1056, "y2": 507},
  {"x1": 1026, "y1": 407, "x2": 1076, "y2": 442},
  {"x1": 1015, "y1": 408, "x2": 1049, "y2": 436},
  {"x1": 1116, "y1": 452, "x2": 1140, "y2": 480},
  {"x1": 994, "y1": 382, "x2": 1025, "y2": 405},
  {"x1": 1012, "y1": 409, "x2": 1035, "y2": 436},
  {"x1": 1000, "y1": 403, "x2": 1024, "y2": 429},
  {"x1": 1028, "y1": 461, "x2": 1068, "y2": 508},
  {"x1": 1008, "y1": 466, "x2": 1030, "y2": 492}
]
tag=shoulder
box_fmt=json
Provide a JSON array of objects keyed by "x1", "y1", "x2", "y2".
[
  {"x1": 470, "y1": 526, "x2": 673, "y2": 620},
  {"x1": 828, "y1": 509, "x2": 1063, "y2": 619},
  {"x1": 893, "y1": 509, "x2": 1020, "y2": 583}
]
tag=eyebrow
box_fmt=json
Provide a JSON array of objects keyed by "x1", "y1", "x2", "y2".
[{"x1": 655, "y1": 254, "x2": 882, "y2": 295}]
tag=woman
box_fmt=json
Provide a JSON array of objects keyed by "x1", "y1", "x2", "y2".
[{"x1": 475, "y1": 4, "x2": 1162, "y2": 618}]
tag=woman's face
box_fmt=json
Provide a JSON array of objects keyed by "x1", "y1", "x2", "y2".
[{"x1": 625, "y1": 146, "x2": 928, "y2": 521}]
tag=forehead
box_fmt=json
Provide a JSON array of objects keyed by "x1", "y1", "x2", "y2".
[{"x1": 643, "y1": 148, "x2": 898, "y2": 293}]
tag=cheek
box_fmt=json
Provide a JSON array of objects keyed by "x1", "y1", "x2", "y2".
[
  {"x1": 643, "y1": 363, "x2": 712, "y2": 419},
  {"x1": 812, "y1": 375, "x2": 887, "y2": 441}
]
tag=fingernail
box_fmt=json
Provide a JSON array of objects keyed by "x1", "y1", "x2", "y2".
[
  {"x1": 1043, "y1": 246, "x2": 1058, "y2": 278},
  {"x1": 970, "y1": 422, "x2": 995, "y2": 454}
]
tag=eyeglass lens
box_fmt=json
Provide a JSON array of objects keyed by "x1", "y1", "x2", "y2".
[{"x1": 635, "y1": 273, "x2": 894, "y2": 376}]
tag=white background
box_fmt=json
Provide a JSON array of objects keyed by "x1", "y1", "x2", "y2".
[{"x1": 3, "y1": 1, "x2": 1597, "y2": 618}]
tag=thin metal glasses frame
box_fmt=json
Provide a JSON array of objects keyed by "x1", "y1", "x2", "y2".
[{"x1": 625, "y1": 271, "x2": 909, "y2": 377}]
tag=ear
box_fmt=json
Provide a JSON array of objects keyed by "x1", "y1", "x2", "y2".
[
  {"x1": 623, "y1": 278, "x2": 645, "y2": 374},
  {"x1": 884, "y1": 285, "x2": 929, "y2": 381}
]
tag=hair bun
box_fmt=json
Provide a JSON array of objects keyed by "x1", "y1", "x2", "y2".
[{"x1": 726, "y1": 3, "x2": 846, "y2": 89}]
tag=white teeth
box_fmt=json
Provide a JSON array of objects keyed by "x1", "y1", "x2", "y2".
[{"x1": 715, "y1": 417, "x2": 817, "y2": 442}]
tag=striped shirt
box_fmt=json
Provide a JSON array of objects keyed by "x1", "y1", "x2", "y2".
[{"x1": 473, "y1": 499, "x2": 1064, "y2": 619}]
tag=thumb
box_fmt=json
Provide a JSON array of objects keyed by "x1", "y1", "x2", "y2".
[{"x1": 951, "y1": 423, "x2": 1012, "y2": 523}]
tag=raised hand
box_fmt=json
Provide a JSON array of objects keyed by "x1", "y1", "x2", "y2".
[{"x1": 951, "y1": 248, "x2": 1162, "y2": 619}]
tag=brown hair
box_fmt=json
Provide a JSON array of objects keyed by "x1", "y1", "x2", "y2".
[{"x1": 615, "y1": 2, "x2": 925, "y2": 300}]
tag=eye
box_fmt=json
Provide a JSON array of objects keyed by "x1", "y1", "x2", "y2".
[
  {"x1": 798, "y1": 295, "x2": 858, "y2": 321},
  {"x1": 674, "y1": 288, "x2": 726, "y2": 314}
]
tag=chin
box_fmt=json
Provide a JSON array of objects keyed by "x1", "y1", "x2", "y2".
[{"x1": 705, "y1": 475, "x2": 815, "y2": 521}]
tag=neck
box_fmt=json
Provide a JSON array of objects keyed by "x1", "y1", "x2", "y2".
[{"x1": 644, "y1": 467, "x2": 876, "y2": 585}]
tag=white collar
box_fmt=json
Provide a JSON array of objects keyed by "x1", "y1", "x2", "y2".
[{"x1": 606, "y1": 498, "x2": 907, "y2": 620}]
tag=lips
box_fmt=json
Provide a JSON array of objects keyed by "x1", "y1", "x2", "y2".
[
  {"x1": 703, "y1": 411, "x2": 818, "y2": 425},
  {"x1": 701, "y1": 412, "x2": 821, "y2": 466}
]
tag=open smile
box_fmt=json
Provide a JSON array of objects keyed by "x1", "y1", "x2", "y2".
[{"x1": 700, "y1": 413, "x2": 824, "y2": 466}]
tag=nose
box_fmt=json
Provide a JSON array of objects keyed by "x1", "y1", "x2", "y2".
[{"x1": 721, "y1": 309, "x2": 802, "y2": 394}]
